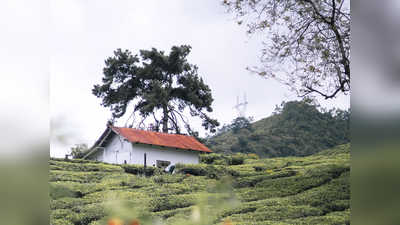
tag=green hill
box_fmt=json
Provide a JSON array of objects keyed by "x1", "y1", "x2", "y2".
[
  {"x1": 50, "y1": 143, "x2": 350, "y2": 225},
  {"x1": 205, "y1": 101, "x2": 350, "y2": 158}
]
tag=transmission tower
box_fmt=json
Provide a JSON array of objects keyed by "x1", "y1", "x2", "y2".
[{"x1": 233, "y1": 93, "x2": 249, "y2": 117}]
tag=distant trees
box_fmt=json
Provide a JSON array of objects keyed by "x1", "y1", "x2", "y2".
[
  {"x1": 92, "y1": 45, "x2": 219, "y2": 135},
  {"x1": 231, "y1": 116, "x2": 254, "y2": 134},
  {"x1": 213, "y1": 116, "x2": 254, "y2": 136},
  {"x1": 70, "y1": 143, "x2": 89, "y2": 159},
  {"x1": 222, "y1": 0, "x2": 350, "y2": 99},
  {"x1": 206, "y1": 100, "x2": 350, "y2": 158}
]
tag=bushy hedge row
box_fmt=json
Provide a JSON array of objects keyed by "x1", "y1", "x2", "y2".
[
  {"x1": 52, "y1": 180, "x2": 126, "y2": 195},
  {"x1": 50, "y1": 160, "x2": 125, "y2": 173},
  {"x1": 225, "y1": 205, "x2": 323, "y2": 223},
  {"x1": 174, "y1": 163, "x2": 240, "y2": 179},
  {"x1": 199, "y1": 153, "x2": 260, "y2": 166},
  {"x1": 50, "y1": 157, "x2": 101, "y2": 164},
  {"x1": 121, "y1": 164, "x2": 164, "y2": 176},
  {"x1": 50, "y1": 171, "x2": 113, "y2": 183},
  {"x1": 51, "y1": 203, "x2": 108, "y2": 225},
  {"x1": 147, "y1": 193, "x2": 198, "y2": 212},
  {"x1": 313, "y1": 143, "x2": 350, "y2": 156},
  {"x1": 233, "y1": 170, "x2": 299, "y2": 188},
  {"x1": 50, "y1": 182, "x2": 81, "y2": 199}
]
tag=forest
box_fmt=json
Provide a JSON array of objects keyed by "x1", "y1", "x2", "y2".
[{"x1": 205, "y1": 100, "x2": 350, "y2": 158}]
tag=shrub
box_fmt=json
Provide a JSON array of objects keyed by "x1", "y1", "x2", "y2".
[
  {"x1": 245, "y1": 153, "x2": 260, "y2": 160},
  {"x1": 50, "y1": 171, "x2": 112, "y2": 183},
  {"x1": 147, "y1": 193, "x2": 198, "y2": 212},
  {"x1": 174, "y1": 163, "x2": 209, "y2": 176},
  {"x1": 200, "y1": 153, "x2": 231, "y2": 166},
  {"x1": 50, "y1": 219, "x2": 74, "y2": 225},
  {"x1": 175, "y1": 163, "x2": 239, "y2": 180},
  {"x1": 64, "y1": 203, "x2": 107, "y2": 225},
  {"x1": 121, "y1": 164, "x2": 163, "y2": 176},
  {"x1": 152, "y1": 174, "x2": 187, "y2": 184},
  {"x1": 50, "y1": 160, "x2": 125, "y2": 172},
  {"x1": 231, "y1": 153, "x2": 245, "y2": 165},
  {"x1": 50, "y1": 183, "x2": 81, "y2": 199}
]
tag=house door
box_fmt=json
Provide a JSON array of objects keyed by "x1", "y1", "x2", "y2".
[{"x1": 156, "y1": 160, "x2": 171, "y2": 170}]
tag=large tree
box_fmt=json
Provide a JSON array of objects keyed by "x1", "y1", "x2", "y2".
[
  {"x1": 222, "y1": 0, "x2": 350, "y2": 99},
  {"x1": 92, "y1": 45, "x2": 219, "y2": 134}
]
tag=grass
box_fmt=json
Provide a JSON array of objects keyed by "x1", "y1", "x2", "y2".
[{"x1": 50, "y1": 143, "x2": 350, "y2": 225}]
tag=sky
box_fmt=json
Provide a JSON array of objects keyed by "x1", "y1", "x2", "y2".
[{"x1": 50, "y1": 0, "x2": 350, "y2": 158}]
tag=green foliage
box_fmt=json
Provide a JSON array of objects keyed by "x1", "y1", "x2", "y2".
[
  {"x1": 231, "y1": 116, "x2": 254, "y2": 134},
  {"x1": 92, "y1": 45, "x2": 219, "y2": 134},
  {"x1": 121, "y1": 164, "x2": 164, "y2": 176},
  {"x1": 50, "y1": 183, "x2": 81, "y2": 199},
  {"x1": 200, "y1": 153, "x2": 231, "y2": 166},
  {"x1": 50, "y1": 144, "x2": 350, "y2": 224},
  {"x1": 313, "y1": 143, "x2": 350, "y2": 156},
  {"x1": 206, "y1": 101, "x2": 350, "y2": 158},
  {"x1": 50, "y1": 160, "x2": 125, "y2": 172},
  {"x1": 230, "y1": 153, "x2": 245, "y2": 165},
  {"x1": 50, "y1": 157, "x2": 102, "y2": 164},
  {"x1": 199, "y1": 153, "x2": 253, "y2": 166},
  {"x1": 245, "y1": 153, "x2": 260, "y2": 160},
  {"x1": 70, "y1": 142, "x2": 90, "y2": 159},
  {"x1": 50, "y1": 171, "x2": 113, "y2": 183}
]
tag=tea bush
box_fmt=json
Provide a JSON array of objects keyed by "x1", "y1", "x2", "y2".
[
  {"x1": 121, "y1": 164, "x2": 164, "y2": 176},
  {"x1": 50, "y1": 160, "x2": 125, "y2": 172},
  {"x1": 200, "y1": 153, "x2": 231, "y2": 165},
  {"x1": 50, "y1": 218, "x2": 74, "y2": 225},
  {"x1": 230, "y1": 153, "x2": 245, "y2": 165},
  {"x1": 50, "y1": 143, "x2": 350, "y2": 224},
  {"x1": 50, "y1": 182, "x2": 81, "y2": 199},
  {"x1": 147, "y1": 193, "x2": 198, "y2": 212},
  {"x1": 50, "y1": 157, "x2": 101, "y2": 164},
  {"x1": 50, "y1": 171, "x2": 113, "y2": 183}
]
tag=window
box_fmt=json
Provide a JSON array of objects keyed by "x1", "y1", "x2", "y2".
[
  {"x1": 124, "y1": 160, "x2": 127, "y2": 164},
  {"x1": 156, "y1": 160, "x2": 171, "y2": 170}
]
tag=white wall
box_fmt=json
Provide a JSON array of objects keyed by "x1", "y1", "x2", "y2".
[
  {"x1": 89, "y1": 134, "x2": 132, "y2": 164},
  {"x1": 131, "y1": 143, "x2": 200, "y2": 166},
  {"x1": 91, "y1": 149, "x2": 103, "y2": 161}
]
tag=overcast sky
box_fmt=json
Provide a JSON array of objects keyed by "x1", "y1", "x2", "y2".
[{"x1": 50, "y1": 0, "x2": 350, "y2": 158}]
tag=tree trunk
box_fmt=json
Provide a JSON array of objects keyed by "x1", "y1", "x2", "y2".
[{"x1": 162, "y1": 105, "x2": 169, "y2": 133}]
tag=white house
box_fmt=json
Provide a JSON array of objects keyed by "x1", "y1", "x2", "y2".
[{"x1": 83, "y1": 126, "x2": 212, "y2": 169}]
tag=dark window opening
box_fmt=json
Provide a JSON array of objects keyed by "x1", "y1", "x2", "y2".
[{"x1": 156, "y1": 160, "x2": 171, "y2": 170}]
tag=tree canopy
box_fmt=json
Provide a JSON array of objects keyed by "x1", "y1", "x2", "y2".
[
  {"x1": 70, "y1": 142, "x2": 89, "y2": 159},
  {"x1": 222, "y1": 0, "x2": 350, "y2": 99},
  {"x1": 206, "y1": 100, "x2": 350, "y2": 157},
  {"x1": 92, "y1": 45, "x2": 219, "y2": 134}
]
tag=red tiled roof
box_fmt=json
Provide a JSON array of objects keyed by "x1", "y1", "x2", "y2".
[{"x1": 109, "y1": 126, "x2": 213, "y2": 153}]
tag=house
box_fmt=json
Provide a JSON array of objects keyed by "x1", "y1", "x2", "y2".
[{"x1": 83, "y1": 126, "x2": 212, "y2": 169}]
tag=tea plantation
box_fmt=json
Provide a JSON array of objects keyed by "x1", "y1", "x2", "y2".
[{"x1": 50, "y1": 143, "x2": 350, "y2": 225}]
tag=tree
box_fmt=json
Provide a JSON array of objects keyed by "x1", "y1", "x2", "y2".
[
  {"x1": 222, "y1": 0, "x2": 350, "y2": 99},
  {"x1": 231, "y1": 116, "x2": 254, "y2": 134},
  {"x1": 70, "y1": 142, "x2": 89, "y2": 159},
  {"x1": 92, "y1": 45, "x2": 219, "y2": 134}
]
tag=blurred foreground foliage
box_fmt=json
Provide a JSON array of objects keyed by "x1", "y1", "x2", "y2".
[{"x1": 50, "y1": 143, "x2": 350, "y2": 224}]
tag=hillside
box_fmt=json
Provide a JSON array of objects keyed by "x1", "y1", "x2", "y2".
[
  {"x1": 205, "y1": 101, "x2": 350, "y2": 158},
  {"x1": 50, "y1": 143, "x2": 350, "y2": 225}
]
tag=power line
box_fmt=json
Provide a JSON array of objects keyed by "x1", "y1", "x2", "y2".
[{"x1": 233, "y1": 93, "x2": 249, "y2": 117}]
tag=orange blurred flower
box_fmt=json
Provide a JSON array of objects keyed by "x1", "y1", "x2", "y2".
[
  {"x1": 223, "y1": 219, "x2": 233, "y2": 225},
  {"x1": 130, "y1": 219, "x2": 140, "y2": 225},
  {"x1": 108, "y1": 217, "x2": 124, "y2": 225}
]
